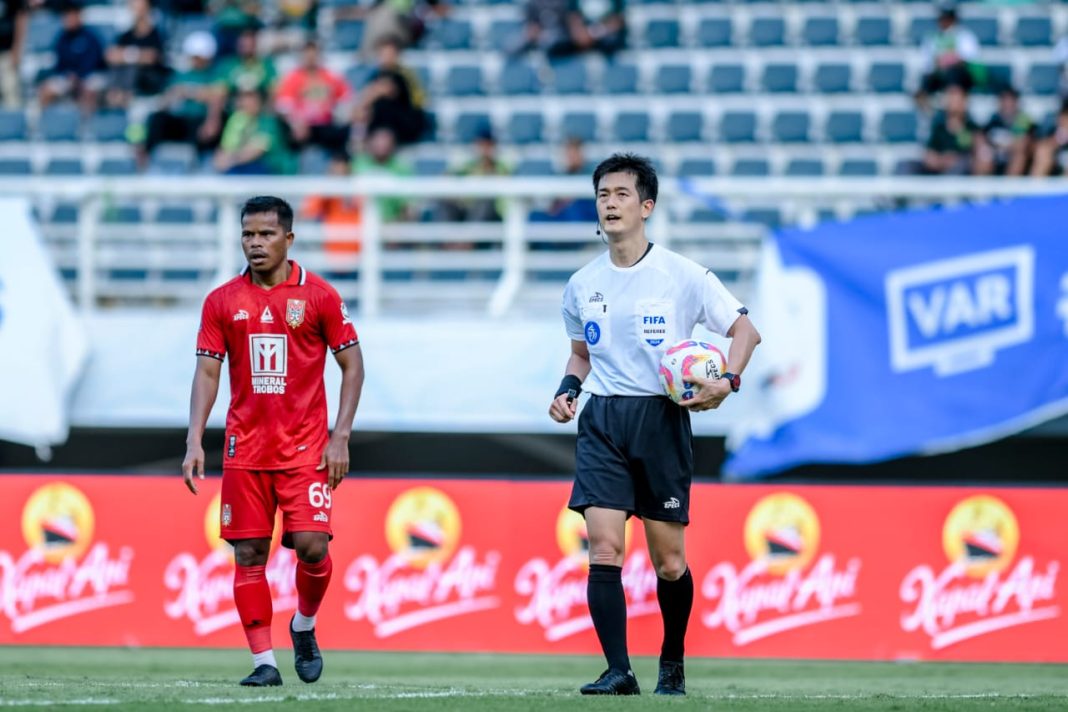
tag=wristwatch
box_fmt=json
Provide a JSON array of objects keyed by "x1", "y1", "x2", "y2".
[{"x1": 722, "y1": 372, "x2": 741, "y2": 393}]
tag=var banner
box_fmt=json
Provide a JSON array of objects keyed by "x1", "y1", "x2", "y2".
[
  {"x1": 727, "y1": 194, "x2": 1068, "y2": 478},
  {"x1": 1, "y1": 475, "x2": 1065, "y2": 661}
]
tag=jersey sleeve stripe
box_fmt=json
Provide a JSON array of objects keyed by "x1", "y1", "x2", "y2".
[
  {"x1": 195, "y1": 348, "x2": 225, "y2": 361},
  {"x1": 331, "y1": 339, "x2": 359, "y2": 354}
]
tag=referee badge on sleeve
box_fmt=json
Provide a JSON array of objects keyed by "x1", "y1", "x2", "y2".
[{"x1": 580, "y1": 303, "x2": 610, "y2": 348}]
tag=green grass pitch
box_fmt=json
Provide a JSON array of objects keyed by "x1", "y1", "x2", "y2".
[{"x1": 1, "y1": 647, "x2": 1067, "y2": 710}]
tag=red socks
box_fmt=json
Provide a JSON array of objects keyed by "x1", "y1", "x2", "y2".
[
  {"x1": 234, "y1": 565, "x2": 273, "y2": 654},
  {"x1": 296, "y1": 554, "x2": 333, "y2": 617}
]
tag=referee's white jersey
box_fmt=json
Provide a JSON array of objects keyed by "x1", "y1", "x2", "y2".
[{"x1": 561, "y1": 243, "x2": 745, "y2": 397}]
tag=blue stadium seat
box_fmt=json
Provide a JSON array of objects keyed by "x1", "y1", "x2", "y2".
[
  {"x1": 29, "y1": 12, "x2": 59, "y2": 52},
  {"x1": 550, "y1": 57, "x2": 588, "y2": 94},
  {"x1": 507, "y1": 112, "x2": 544, "y2": 144},
  {"x1": 839, "y1": 159, "x2": 879, "y2": 177},
  {"x1": 667, "y1": 112, "x2": 704, "y2": 142},
  {"x1": 427, "y1": 19, "x2": 472, "y2": 50},
  {"x1": 0, "y1": 158, "x2": 31, "y2": 175},
  {"x1": 98, "y1": 157, "x2": 137, "y2": 176},
  {"x1": 732, "y1": 159, "x2": 769, "y2": 177},
  {"x1": 148, "y1": 144, "x2": 194, "y2": 175},
  {"x1": 869, "y1": 62, "x2": 905, "y2": 93},
  {"x1": 772, "y1": 111, "x2": 810, "y2": 143},
  {"x1": 414, "y1": 158, "x2": 447, "y2": 176},
  {"x1": 762, "y1": 63, "x2": 798, "y2": 93},
  {"x1": 814, "y1": 63, "x2": 851, "y2": 93},
  {"x1": 708, "y1": 64, "x2": 745, "y2": 93},
  {"x1": 52, "y1": 203, "x2": 79, "y2": 223},
  {"x1": 677, "y1": 159, "x2": 716, "y2": 176},
  {"x1": 963, "y1": 17, "x2": 999, "y2": 46},
  {"x1": 0, "y1": 110, "x2": 26, "y2": 141},
  {"x1": 645, "y1": 19, "x2": 680, "y2": 48},
  {"x1": 785, "y1": 159, "x2": 824, "y2": 177},
  {"x1": 88, "y1": 111, "x2": 128, "y2": 142},
  {"x1": 1027, "y1": 63, "x2": 1060, "y2": 95},
  {"x1": 157, "y1": 205, "x2": 196, "y2": 223},
  {"x1": 454, "y1": 112, "x2": 492, "y2": 142},
  {"x1": 297, "y1": 148, "x2": 329, "y2": 175},
  {"x1": 697, "y1": 18, "x2": 732, "y2": 47},
  {"x1": 688, "y1": 209, "x2": 725, "y2": 224},
  {"x1": 720, "y1": 111, "x2": 757, "y2": 143},
  {"x1": 514, "y1": 158, "x2": 555, "y2": 176},
  {"x1": 908, "y1": 17, "x2": 937, "y2": 46},
  {"x1": 803, "y1": 17, "x2": 839, "y2": 46},
  {"x1": 561, "y1": 112, "x2": 597, "y2": 142},
  {"x1": 498, "y1": 62, "x2": 540, "y2": 95},
  {"x1": 103, "y1": 205, "x2": 143, "y2": 223},
  {"x1": 332, "y1": 20, "x2": 364, "y2": 50},
  {"x1": 1015, "y1": 17, "x2": 1052, "y2": 47},
  {"x1": 44, "y1": 159, "x2": 83, "y2": 177},
  {"x1": 855, "y1": 17, "x2": 891, "y2": 46},
  {"x1": 656, "y1": 65, "x2": 692, "y2": 94},
  {"x1": 488, "y1": 20, "x2": 524, "y2": 51},
  {"x1": 880, "y1": 111, "x2": 919, "y2": 143},
  {"x1": 613, "y1": 112, "x2": 650, "y2": 142},
  {"x1": 344, "y1": 64, "x2": 376, "y2": 90},
  {"x1": 40, "y1": 108, "x2": 80, "y2": 141},
  {"x1": 604, "y1": 63, "x2": 638, "y2": 94},
  {"x1": 446, "y1": 66, "x2": 484, "y2": 96},
  {"x1": 749, "y1": 17, "x2": 785, "y2": 47},
  {"x1": 825, "y1": 111, "x2": 864, "y2": 143},
  {"x1": 745, "y1": 207, "x2": 781, "y2": 229}
]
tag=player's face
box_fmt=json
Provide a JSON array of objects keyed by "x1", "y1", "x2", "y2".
[
  {"x1": 596, "y1": 171, "x2": 653, "y2": 238},
  {"x1": 241, "y1": 212, "x2": 293, "y2": 274}
]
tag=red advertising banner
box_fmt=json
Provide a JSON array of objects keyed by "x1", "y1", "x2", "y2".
[{"x1": 0, "y1": 475, "x2": 1064, "y2": 661}]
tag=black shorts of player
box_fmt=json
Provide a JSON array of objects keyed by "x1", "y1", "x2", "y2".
[{"x1": 568, "y1": 395, "x2": 693, "y2": 524}]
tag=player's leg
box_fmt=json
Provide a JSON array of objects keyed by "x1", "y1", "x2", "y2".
[
  {"x1": 644, "y1": 519, "x2": 691, "y2": 696},
  {"x1": 223, "y1": 468, "x2": 282, "y2": 686},
  {"x1": 277, "y1": 466, "x2": 335, "y2": 683}
]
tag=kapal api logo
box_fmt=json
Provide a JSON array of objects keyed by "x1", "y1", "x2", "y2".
[
  {"x1": 702, "y1": 493, "x2": 862, "y2": 646},
  {"x1": 164, "y1": 493, "x2": 296, "y2": 636},
  {"x1": 0, "y1": 483, "x2": 134, "y2": 633},
  {"x1": 900, "y1": 495, "x2": 1059, "y2": 650},
  {"x1": 344, "y1": 487, "x2": 501, "y2": 638},
  {"x1": 514, "y1": 506, "x2": 657, "y2": 642}
]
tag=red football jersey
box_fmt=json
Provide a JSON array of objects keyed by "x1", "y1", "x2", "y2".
[{"x1": 196, "y1": 261, "x2": 359, "y2": 470}]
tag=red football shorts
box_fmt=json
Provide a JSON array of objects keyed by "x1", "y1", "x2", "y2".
[{"x1": 220, "y1": 465, "x2": 334, "y2": 548}]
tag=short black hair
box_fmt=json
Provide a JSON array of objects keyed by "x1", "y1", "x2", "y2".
[
  {"x1": 592, "y1": 153, "x2": 658, "y2": 204},
  {"x1": 241, "y1": 196, "x2": 294, "y2": 232}
]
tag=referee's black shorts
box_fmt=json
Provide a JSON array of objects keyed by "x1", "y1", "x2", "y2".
[{"x1": 568, "y1": 394, "x2": 693, "y2": 524}]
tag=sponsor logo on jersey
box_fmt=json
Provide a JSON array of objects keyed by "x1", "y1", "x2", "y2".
[
  {"x1": 249, "y1": 334, "x2": 287, "y2": 394},
  {"x1": 589, "y1": 292, "x2": 604, "y2": 303},
  {"x1": 313, "y1": 511, "x2": 329, "y2": 523},
  {"x1": 900, "y1": 495, "x2": 1059, "y2": 650},
  {"x1": 340, "y1": 301, "x2": 353, "y2": 326},
  {"x1": 664, "y1": 497, "x2": 681, "y2": 509},
  {"x1": 259, "y1": 306, "x2": 274, "y2": 324},
  {"x1": 286, "y1": 300, "x2": 306, "y2": 329},
  {"x1": 0, "y1": 483, "x2": 135, "y2": 633},
  {"x1": 233, "y1": 309, "x2": 249, "y2": 321},
  {"x1": 701, "y1": 493, "x2": 862, "y2": 646}
]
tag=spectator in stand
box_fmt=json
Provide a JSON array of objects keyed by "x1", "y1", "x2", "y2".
[
  {"x1": 914, "y1": 2, "x2": 980, "y2": 111},
  {"x1": 355, "y1": 0, "x2": 447, "y2": 60},
  {"x1": 105, "y1": 0, "x2": 169, "y2": 109},
  {"x1": 512, "y1": 0, "x2": 626, "y2": 58},
  {"x1": 301, "y1": 152, "x2": 362, "y2": 267},
  {"x1": 352, "y1": 126, "x2": 412, "y2": 222},
  {"x1": 975, "y1": 87, "x2": 1035, "y2": 176},
  {"x1": 545, "y1": 136, "x2": 597, "y2": 221},
  {"x1": 211, "y1": 0, "x2": 262, "y2": 57},
  {"x1": 268, "y1": 0, "x2": 319, "y2": 50},
  {"x1": 921, "y1": 82, "x2": 980, "y2": 176},
  {"x1": 37, "y1": 1, "x2": 107, "y2": 112},
  {"x1": 352, "y1": 34, "x2": 426, "y2": 146},
  {"x1": 275, "y1": 39, "x2": 352, "y2": 153},
  {"x1": 214, "y1": 86, "x2": 294, "y2": 174},
  {"x1": 1030, "y1": 99, "x2": 1068, "y2": 177},
  {"x1": 436, "y1": 126, "x2": 509, "y2": 222},
  {"x1": 138, "y1": 31, "x2": 224, "y2": 169},
  {"x1": 216, "y1": 27, "x2": 276, "y2": 101},
  {"x1": 0, "y1": 0, "x2": 27, "y2": 109}
]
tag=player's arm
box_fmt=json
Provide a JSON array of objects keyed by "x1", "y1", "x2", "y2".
[
  {"x1": 549, "y1": 339, "x2": 591, "y2": 424},
  {"x1": 319, "y1": 343, "x2": 364, "y2": 490},
  {"x1": 183, "y1": 355, "x2": 222, "y2": 494}
]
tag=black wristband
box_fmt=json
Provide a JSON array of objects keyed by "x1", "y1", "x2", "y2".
[{"x1": 555, "y1": 374, "x2": 583, "y2": 401}]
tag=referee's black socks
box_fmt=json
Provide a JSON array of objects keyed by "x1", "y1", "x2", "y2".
[
  {"x1": 587, "y1": 564, "x2": 631, "y2": 673},
  {"x1": 657, "y1": 566, "x2": 694, "y2": 663}
]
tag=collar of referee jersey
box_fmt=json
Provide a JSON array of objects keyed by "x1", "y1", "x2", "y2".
[{"x1": 240, "y1": 260, "x2": 307, "y2": 287}]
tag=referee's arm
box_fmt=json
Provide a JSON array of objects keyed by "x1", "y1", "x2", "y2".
[{"x1": 549, "y1": 340, "x2": 591, "y2": 423}]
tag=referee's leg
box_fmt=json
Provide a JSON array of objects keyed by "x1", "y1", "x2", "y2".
[{"x1": 644, "y1": 519, "x2": 692, "y2": 695}]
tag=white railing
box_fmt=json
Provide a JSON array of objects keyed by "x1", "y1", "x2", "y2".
[{"x1": 7, "y1": 175, "x2": 1068, "y2": 317}]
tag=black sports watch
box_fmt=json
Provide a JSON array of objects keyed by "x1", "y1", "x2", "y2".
[{"x1": 722, "y1": 372, "x2": 741, "y2": 393}]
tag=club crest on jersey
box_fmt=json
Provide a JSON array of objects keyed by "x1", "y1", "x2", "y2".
[{"x1": 286, "y1": 299, "x2": 306, "y2": 329}]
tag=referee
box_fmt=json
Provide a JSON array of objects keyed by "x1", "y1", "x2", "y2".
[{"x1": 548, "y1": 154, "x2": 760, "y2": 696}]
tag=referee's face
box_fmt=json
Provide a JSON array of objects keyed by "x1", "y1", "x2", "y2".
[{"x1": 596, "y1": 171, "x2": 653, "y2": 239}]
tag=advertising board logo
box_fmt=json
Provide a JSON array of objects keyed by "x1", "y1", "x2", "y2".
[
  {"x1": 703, "y1": 493, "x2": 862, "y2": 646},
  {"x1": 885, "y1": 247, "x2": 1035, "y2": 375},
  {"x1": 900, "y1": 494, "x2": 1059, "y2": 650},
  {"x1": 345, "y1": 487, "x2": 501, "y2": 637},
  {"x1": 1, "y1": 483, "x2": 134, "y2": 633},
  {"x1": 515, "y1": 506, "x2": 656, "y2": 642}
]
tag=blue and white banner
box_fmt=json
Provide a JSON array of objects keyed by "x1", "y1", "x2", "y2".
[
  {"x1": 726, "y1": 194, "x2": 1068, "y2": 479},
  {"x1": 0, "y1": 199, "x2": 89, "y2": 451}
]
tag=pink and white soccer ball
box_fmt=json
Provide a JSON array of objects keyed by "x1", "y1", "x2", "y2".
[{"x1": 658, "y1": 340, "x2": 727, "y2": 404}]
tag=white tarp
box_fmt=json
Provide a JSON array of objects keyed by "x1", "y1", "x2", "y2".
[{"x1": 0, "y1": 198, "x2": 89, "y2": 450}]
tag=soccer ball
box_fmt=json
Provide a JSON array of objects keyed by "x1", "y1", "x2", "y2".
[{"x1": 658, "y1": 340, "x2": 727, "y2": 404}]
